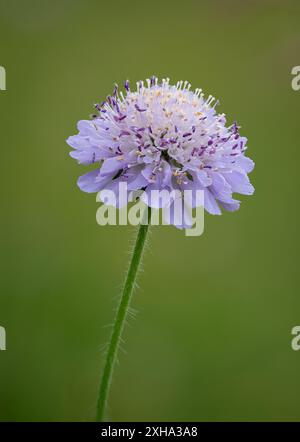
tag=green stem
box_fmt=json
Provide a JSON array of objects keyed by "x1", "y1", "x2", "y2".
[{"x1": 96, "y1": 208, "x2": 151, "y2": 421}]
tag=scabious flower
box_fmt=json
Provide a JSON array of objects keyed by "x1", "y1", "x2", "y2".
[
  {"x1": 68, "y1": 78, "x2": 256, "y2": 420},
  {"x1": 67, "y1": 77, "x2": 254, "y2": 222}
]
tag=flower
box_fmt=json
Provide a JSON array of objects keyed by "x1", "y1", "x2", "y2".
[{"x1": 67, "y1": 77, "x2": 254, "y2": 222}]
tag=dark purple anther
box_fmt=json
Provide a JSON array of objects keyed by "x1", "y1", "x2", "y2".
[
  {"x1": 92, "y1": 152, "x2": 96, "y2": 163},
  {"x1": 113, "y1": 84, "x2": 118, "y2": 97},
  {"x1": 124, "y1": 80, "x2": 130, "y2": 92},
  {"x1": 232, "y1": 143, "x2": 238, "y2": 150},
  {"x1": 208, "y1": 139, "x2": 213, "y2": 146},
  {"x1": 175, "y1": 125, "x2": 178, "y2": 133},
  {"x1": 114, "y1": 114, "x2": 127, "y2": 122},
  {"x1": 120, "y1": 130, "x2": 130, "y2": 137},
  {"x1": 150, "y1": 76, "x2": 157, "y2": 87},
  {"x1": 159, "y1": 139, "x2": 168, "y2": 148},
  {"x1": 231, "y1": 121, "x2": 239, "y2": 133},
  {"x1": 183, "y1": 132, "x2": 192, "y2": 138},
  {"x1": 135, "y1": 104, "x2": 147, "y2": 112},
  {"x1": 192, "y1": 126, "x2": 196, "y2": 133},
  {"x1": 94, "y1": 103, "x2": 101, "y2": 111},
  {"x1": 148, "y1": 126, "x2": 153, "y2": 133}
]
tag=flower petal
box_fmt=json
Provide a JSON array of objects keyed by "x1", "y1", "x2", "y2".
[
  {"x1": 204, "y1": 189, "x2": 222, "y2": 215},
  {"x1": 77, "y1": 169, "x2": 104, "y2": 193},
  {"x1": 224, "y1": 171, "x2": 254, "y2": 195}
]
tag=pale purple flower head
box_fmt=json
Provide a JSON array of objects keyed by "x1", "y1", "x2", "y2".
[{"x1": 67, "y1": 77, "x2": 254, "y2": 220}]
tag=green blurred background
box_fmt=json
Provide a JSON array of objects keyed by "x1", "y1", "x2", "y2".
[{"x1": 0, "y1": 0, "x2": 300, "y2": 422}]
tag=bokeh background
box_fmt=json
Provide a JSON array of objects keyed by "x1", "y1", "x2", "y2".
[{"x1": 0, "y1": 0, "x2": 300, "y2": 422}]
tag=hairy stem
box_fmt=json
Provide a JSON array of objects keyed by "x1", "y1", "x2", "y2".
[{"x1": 96, "y1": 208, "x2": 151, "y2": 421}]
